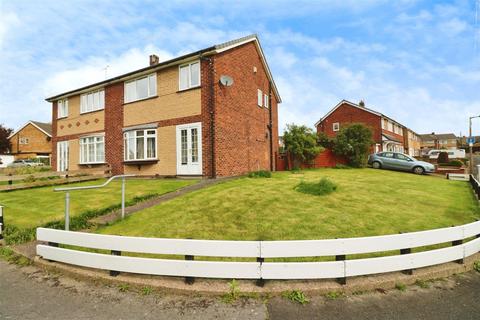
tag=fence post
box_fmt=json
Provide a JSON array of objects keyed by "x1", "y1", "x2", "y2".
[
  {"x1": 256, "y1": 257, "x2": 265, "y2": 287},
  {"x1": 452, "y1": 239, "x2": 464, "y2": 264},
  {"x1": 0, "y1": 206, "x2": 4, "y2": 243},
  {"x1": 121, "y1": 176, "x2": 126, "y2": 219},
  {"x1": 336, "y1": 255, "x2": 346, "y2": 285},
  {"x1": 185, "y1": 254, "x2": 195, "y2": 284},
  {"x1": 110, "y1": 250, "x2": 121, "y2": 276},
  {"x1": 64, "y1": 192, "x2": 70, "y2": 231},
  {"x1": 8, "y1": 173, "x2": 12, "y2": 185}
]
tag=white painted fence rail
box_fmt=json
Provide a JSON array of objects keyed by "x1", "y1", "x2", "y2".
[{"x1": 36, "y1": 221, "x2": 480, "y2": 281}]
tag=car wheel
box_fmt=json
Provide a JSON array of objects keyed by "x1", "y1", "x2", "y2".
[
  {"x1": 372, "y1": 161, "x2": 381, "y2": 169},
  {"x1": 413, "y1": 166, "x2": 424, "y2": 175}
]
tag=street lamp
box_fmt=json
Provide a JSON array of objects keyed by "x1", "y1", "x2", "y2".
[{"x1": 469, "y1": 115, "x2": 480, "y2": 174}]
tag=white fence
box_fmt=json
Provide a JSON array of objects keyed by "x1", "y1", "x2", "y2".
[{"x1": 36, "y1": 221, "x2": 480, "y2": 282}]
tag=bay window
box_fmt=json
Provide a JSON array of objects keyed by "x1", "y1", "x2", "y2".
[
  {"x1": 179, "y1": 61, "x2": 200, "y2": 91},
  {"x1": 124, "y1": 129, "x2": 157, "y2": 161},
  {"x1": 79, "y1": 135, "x2": 105, "y2": 164},
  {"x1": 80, "y1": 89, "x2": 104, "y2": 113},
  {"x1": 124, "y1": 73, "x2": 157, "y2": 103}
]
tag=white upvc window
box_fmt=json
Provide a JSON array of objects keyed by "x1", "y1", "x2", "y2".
[
  {"x1": 124, "y1": 73, "x2": 157, "y2": 103},
  {"x1": 58, "y1": 98, "x2": 69, "y2": 118},
  {"x1": 124, "y1": 129, "x2": 157, "y2": 161},
  {"x1": 80, "y1": 89, "x2": 104, "y2": 113},
  {"x1": 79, "y1": 135, "x2": 105, "y2": 164},
  {"x1": 19, "y1": 137, "x2": 29, "y2": 144},
  {"x1": 257, "y1": 89, "x2": 263, "y2": 107},
  {"x1": 179, "y1": 61, "x2": 200, "y2": 91},
  {"x1": 333, "y1": 122, "x2": 340, "y2": 132},
  {"x1": 264, "y1": 93, "x2": 269, "y2": 109},
  {"x1": 387, "y1": 121, "x2": 393, "y2": 132}
]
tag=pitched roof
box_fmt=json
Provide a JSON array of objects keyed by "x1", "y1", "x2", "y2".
[
  {"x1": 419, "y1": 133, "x2": 457, "y2": 140},
  {"x1": 315, "y1": 99, "x2": 418, "y2": 134},
  {"x1": 8, "y1": 121, "x2": 52, "y2": 139},
  {"x1": 46, "y1": 34, "x2": 281, "y2": 103}
]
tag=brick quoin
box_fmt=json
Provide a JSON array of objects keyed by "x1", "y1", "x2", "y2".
[
  {"x1": 51, "y1": 101, "x2": 58, "y2": 170},
  {"x1": 105, "y1": 82, "x2": 124, "y2": 175},
  {"x1": 212, "y1": 42, "x2": 279, "y2": 177}
]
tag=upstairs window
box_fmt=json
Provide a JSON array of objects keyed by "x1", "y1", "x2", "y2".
[
  {"x1": 80, "y1": 89, "x2": 104, "y2": 113},
  {"x1": 58, "y1": 99, "x2": 68, "y2": 118},
  {"x1": 124, "y1": 73, "x2": 157, "y2": 103},
  {"x1": 19, "y1": 137, "x2": 29, "y2": 144},
  {"x1": 179, "y1": 61, "x2": 200, "y2": 91},
  {"x1": 124, "y1": 129, "x2": 157, "y2": 161},
  {"x1": 80, "y1": 135, "x2": 105, "y2": 164},
  {"x1": 333, "y1": 122, "x2": 340, "y2": 132},
  {"x1": 257, "y1": 89, "x2": 263, "y2": 107},
  {"x1": 264, "y1": 93, "x2": 269, "y2": 109}
]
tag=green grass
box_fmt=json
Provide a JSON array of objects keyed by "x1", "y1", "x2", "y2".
[
  {"x1": 0, "y1": 178, "x2": 197, "y2": 230},
  {"x1": 97, "y1": 169, "x2": 480, "y2": 241}
]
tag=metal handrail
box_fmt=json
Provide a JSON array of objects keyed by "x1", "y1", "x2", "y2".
[{"x1": 55, "y1": 174, "x2": 136, "y2": 230}]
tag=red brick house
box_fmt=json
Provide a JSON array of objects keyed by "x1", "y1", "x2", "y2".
[
  {"x1": 315, "y1": 100, "x2": 421, "y2": 156},
  {"x1": 46, "y1": 35, "x2": 281, "y2": 177}
]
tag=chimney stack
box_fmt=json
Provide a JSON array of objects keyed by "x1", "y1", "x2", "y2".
[
  {"x1": 149, "y1": 54, "x2": 159, "y2": 66},
  {"x1": 359, "y1": 100, "x2": 365, "y2": 108}
]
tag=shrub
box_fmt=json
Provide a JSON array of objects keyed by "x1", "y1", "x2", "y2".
[
  {"x1": 332, "y1": 123, "x2": 374, "y2": 168},
  {"x1": 283, "y1": 124, "x2": 323, "y2": 168},
  {"x1": 295, "y1": 178, "x2": 337, "y2": 196},
  {"x1": 437, "y1": 151, "x2": 449, "y2": 164},
  {"x1": 282, "y1": 290, "x2": 309, "y2": 304},
  {"x1": 248, "y1": 170, "x2": 272, "y2": 178},
  {"x1": 438, "y1": 160, "x2": 463, "y2": 167}
]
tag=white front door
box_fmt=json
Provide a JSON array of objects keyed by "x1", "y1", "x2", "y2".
[
  {"x1": 176, "y1": 122, "x2": 202, "y2": 175},
  {"x1": 57, "y1": 141, "x2": 69, "y2": 172}
]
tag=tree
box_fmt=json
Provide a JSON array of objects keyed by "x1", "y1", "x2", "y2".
[
  {"x1": 332, "y1": 123, "x2": 373, "y2": 167},
  {"x1": 0, "y1": 124, "x2": 13, "y2": 154},
  {"x1": 283, "y1": 124, "x2": 323, "y2": 168},
  {"x1": 437, "y1": 151, "x2": 449, "y2": 164}
]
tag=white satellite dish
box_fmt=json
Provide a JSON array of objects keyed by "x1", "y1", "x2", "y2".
[{"x1": 219, "y1": 75, "x2": 234, "y2": 86}]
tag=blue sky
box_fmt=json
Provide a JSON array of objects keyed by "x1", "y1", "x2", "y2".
[{"x1": 1, "y1": 0, "x2": 479, "y2": 136}]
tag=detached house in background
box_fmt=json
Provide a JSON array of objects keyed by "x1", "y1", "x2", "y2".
[
  {"x1": 419, "y1": 133, "x2": 458, "y2": 154},
  {"x1": 8, "y1": 121, "x2": 52, "y2": 163},
  {"x1": 315, "y1": 100, "x2": 422, "y2": 156},
  {"x1": 46, "y1": 35, "x2": 281, "y2": 177}
]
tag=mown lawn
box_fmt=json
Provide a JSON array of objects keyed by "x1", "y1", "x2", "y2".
[
  {"x1": 98, "y1": 169, "x2": 480, "y2": 241},
  {"x1": 0, "y1": 178, "x2": 197, "y2": 229}
]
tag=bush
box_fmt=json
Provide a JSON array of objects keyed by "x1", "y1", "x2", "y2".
[
  {"x1": 438, "y1": 160, "x2": 463, "y2": 167},
  {"x1": 437, "y1": 151, "x2": 449, "y2": 164},
  {"x1": 248, "y1": 170, "x2": 272, "y2": 178},
  {"x1": 283, "y1": 124, "x2": 323, "y2": 168},
  {"x1": 332, "y1": 123, "x2": 373, "y2": 168},
  {"x1": 295, "y1": 177, "x2": 337, "y2": 196}
]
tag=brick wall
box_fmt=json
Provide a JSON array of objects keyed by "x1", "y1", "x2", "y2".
[
  {"x1": 105, "y1": 82, "x2": 124, "y2": 175},
  {"x1": 317, "y1": 102, "x2": 382, "y2": 144},
  {"x1": 51, "y1": 101, "x2": 58, "y2": 170},
  {"x1": 212, "y1": 42, "x2": 279, "y2": 176}
]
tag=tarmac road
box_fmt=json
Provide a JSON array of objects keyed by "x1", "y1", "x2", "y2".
[{"x1": 1, "y1": 259, "x2": 479, "y2": 320}]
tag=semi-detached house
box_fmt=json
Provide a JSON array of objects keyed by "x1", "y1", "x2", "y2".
[{"x1": 46, "y1": 35, "x2": 281, "y2": 177}]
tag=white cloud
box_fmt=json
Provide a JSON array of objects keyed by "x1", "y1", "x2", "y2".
[{"x1": 0, "y1": 11, "x2": 20, "y2": 48}]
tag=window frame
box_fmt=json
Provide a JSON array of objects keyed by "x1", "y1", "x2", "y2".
[
  {"x1": 332, "y1": 122, "x2": 340, "y2": 132},
  {"x1": 123, "y1": 129, "x2": 157, "y2": 161},
  {"x1": 58, "y1": 98, "x2": 69, "y2": 118},
  {"x1": 178, "y1": 61, "x2": 200, "y2": 91},
  {"x1": 80, "y1": 89, "x2": 105, "y2": 114},
  {"x1": 79, "y1": 135, "x2": 105, "y2": 164},
  {"x1": 257, "y1": 89, "x2": 263, "y2": 107},
  {"x1": 264, "y1": 93, "x2": 269, "y2": 109},
  {"x1": 124, "y1": 73, "x2": 157, "y2": 103},
  {"x1": 19, "y1": 137, "x2": 29, "y2": 144}
]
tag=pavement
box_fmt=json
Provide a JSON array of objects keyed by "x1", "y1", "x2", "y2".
[{"x1": 1, "y1": 259, "x2": 480, "y2": 320}]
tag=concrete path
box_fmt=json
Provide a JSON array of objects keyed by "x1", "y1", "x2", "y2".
[{"x1": 1, "y1": 259, "x2": 479, "y2": 320}]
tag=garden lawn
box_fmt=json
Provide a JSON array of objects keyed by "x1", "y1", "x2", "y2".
[
  {"x1": 0, "y1": 178, "x2": 197, "y2": 229},
  {"x1": 98, "y1": 169, "x2": 480, "y2": 241}
]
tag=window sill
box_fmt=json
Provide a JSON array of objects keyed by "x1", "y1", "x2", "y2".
[
  {"x1": 123, "y1": 159, "x2": 158, "y2": 165},
  {"x1": 124, "y1": 95, "x2": 158, "y2": 106},
  {"x1": 57, "y1": 116, "x2": 68, "y2": 120},
  {"x1": 80, "y1": 109, "x2": 104, "y2": 116},
  {"x1": 79, "y1": 162, "x2": 106, "y2": 165},
  {"x1": 177, "y1": 86, "x2": 201, "y2": 93}
]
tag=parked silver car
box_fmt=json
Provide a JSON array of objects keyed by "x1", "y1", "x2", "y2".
[
  {"x1": 7, "y1": 159, "x2": 42, "y2": 168},
  {"x1": 368, "y1": 152, "x2": 435, "y2": 175}
]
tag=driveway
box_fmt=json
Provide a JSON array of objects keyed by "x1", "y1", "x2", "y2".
[{"x1": 1, "y1": 259, "x2": 479, "y2": 319}]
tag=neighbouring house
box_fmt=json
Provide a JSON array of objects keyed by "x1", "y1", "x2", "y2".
[
  {"x1": 7, "y1": 121, "x2": 52, "y2": 163},
  {"x1": 315, "y1": 100, "x2": 422, "y2": 156},
  {"x1": 458, "y1": 135, "x2": 480, "y2": 153},
  {"x1": 46, "y1": 35, "x2": 281, "y2": 177},
  {"x1": 419, "y1": 133, "x2": 458, "y2": 155}
]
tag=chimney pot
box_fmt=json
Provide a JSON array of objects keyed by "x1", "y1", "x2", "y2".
[
  {"x1": 359, "y1": 100, "x2": 365, "y2": 108},
  {"x1": 149, "y1": 54, "x2": 159, "y2": 66}
]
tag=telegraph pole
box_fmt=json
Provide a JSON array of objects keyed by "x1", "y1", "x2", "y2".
[{"x1": 469, "y1": 115, "x2": 480, "y2": 174}]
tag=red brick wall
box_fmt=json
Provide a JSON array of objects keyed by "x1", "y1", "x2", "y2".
[
  {"x1": 51, "y1": 101, "x2": 58, "y2": 170},
  {"x1": 316, "y1": 103, "x2": 382, "y2": 144},
  {"x1": 212, "y1": 42, "x2": 279, "y2": 177},
  {"x1": 105, "y1": 82, "x2": 124, "y2": 175},
  {"x1": 200, "y1": 57, "x2": 215, "y2": 178}
]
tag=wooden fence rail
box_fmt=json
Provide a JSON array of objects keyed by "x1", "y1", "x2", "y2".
[
  {"x1": 0, "y1": 166, "x2": 111, "y2": 182},
  {"x1": 36, "y1": 220, "x2": 480, "y2": 282}
]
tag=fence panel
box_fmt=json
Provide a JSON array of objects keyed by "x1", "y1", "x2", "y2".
[{"x1": 261, "y1": 261, "x2": 345, "y2": 279}]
